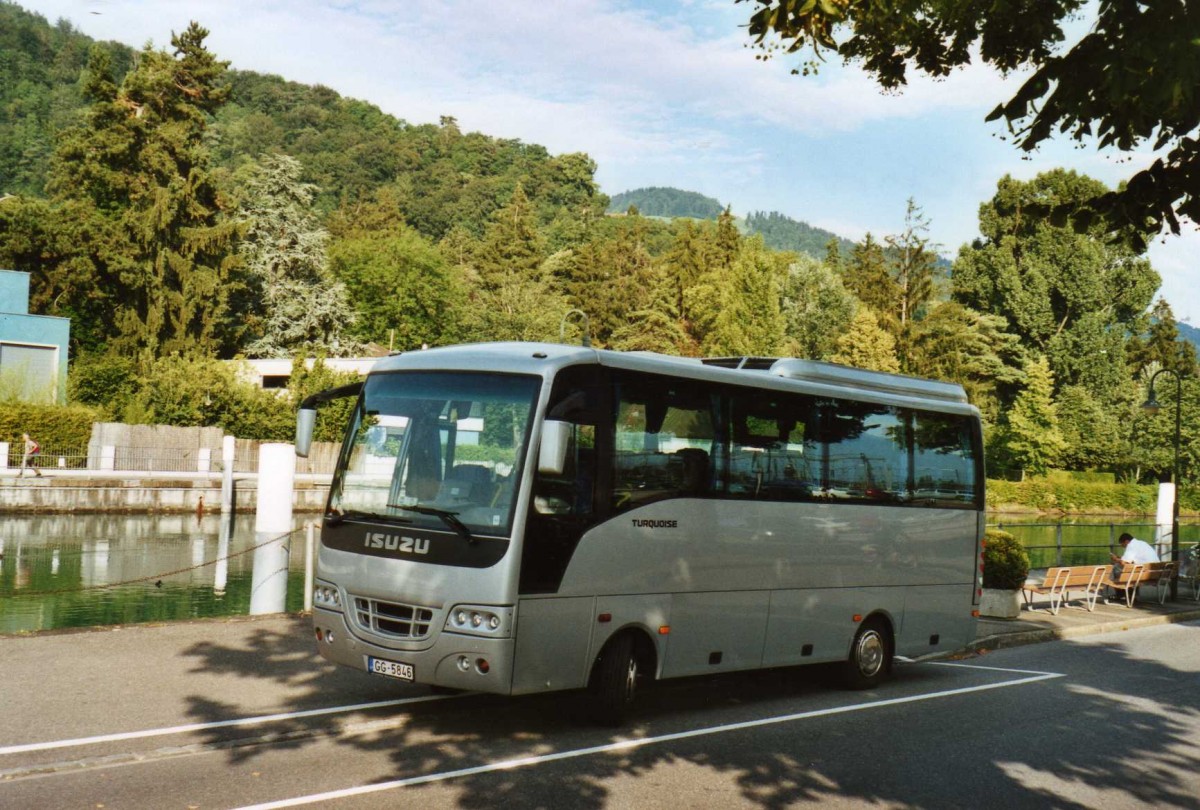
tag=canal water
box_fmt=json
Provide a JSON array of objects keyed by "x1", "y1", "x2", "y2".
[
  {"x1": 3, "y1": 514, "x2": 1198, "y2": 633},
  {"x1": 991, "y1": 516, "x2": 1200, "y2": 569},
  {"x1": 0, "y1": 514, "x2": 313, "y2": 634}
]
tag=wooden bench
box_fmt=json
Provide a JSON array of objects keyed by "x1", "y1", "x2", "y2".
[
  {"x1": 1103, "y1": 561, "x2": 1178, "y2": 607},
  {"x1": 1021, "y1": 565, "x2": 1108, "y2": 614}
]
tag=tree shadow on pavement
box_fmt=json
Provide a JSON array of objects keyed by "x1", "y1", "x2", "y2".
[{"x1": 180, "y1": 621, "x2": 1200, "y2": 808}]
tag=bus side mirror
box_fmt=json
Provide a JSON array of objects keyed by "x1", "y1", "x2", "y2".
[
  {"x1": 538, "y1": 420, "x2": 571, "y2": 475},
  {"x1": 295, "y1": 408, "x2": 317, "y2": 458}
]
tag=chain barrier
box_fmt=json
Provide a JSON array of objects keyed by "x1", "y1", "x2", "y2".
[{"x1": 2, "y1": 525, "x2": 308, "y2": 599}]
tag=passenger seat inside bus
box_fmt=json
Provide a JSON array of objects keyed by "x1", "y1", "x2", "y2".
[{"x1": 436, "y1": 463, "x2": 495, "y2": 504}]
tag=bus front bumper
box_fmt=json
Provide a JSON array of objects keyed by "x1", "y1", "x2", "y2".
[{"x1": 312, "y1": 606, "x2": 515, "y2": 694}]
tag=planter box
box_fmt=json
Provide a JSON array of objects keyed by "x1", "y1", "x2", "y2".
[{"x1": 980, "y1": 588, "x2": 1022, "y2": 619}]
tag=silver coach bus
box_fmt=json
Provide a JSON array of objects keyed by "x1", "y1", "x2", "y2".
[{"x1": 297, "y1": 342, "x2": 984, "y2": 723}]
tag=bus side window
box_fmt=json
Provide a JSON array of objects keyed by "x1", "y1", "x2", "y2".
[
  {"x1": 912, "y1": 411, "x2": 977, "y2": 507},
  {"x1": 612, "y1": 380, "x2": 715, "y2": 510}
]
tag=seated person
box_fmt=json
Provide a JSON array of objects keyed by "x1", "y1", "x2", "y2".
[{"x1": 1109, "y1": 532, "x2": 1159, "y2": 576}]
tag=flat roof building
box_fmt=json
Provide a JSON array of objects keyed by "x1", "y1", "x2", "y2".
[{"x1": 0, "y1": 269, "x2": 70, "y2": 404}]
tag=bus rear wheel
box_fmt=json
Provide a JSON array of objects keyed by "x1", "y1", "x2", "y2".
[
  {"x1": 588, "y1": 633, "x2": 640, "y2": 726},
  {"x1": 842, "y1": 618, "x2": 892, "y2": 690}
]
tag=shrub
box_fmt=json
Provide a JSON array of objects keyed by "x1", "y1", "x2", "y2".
[
  {"x1": 0, "y1": 402, "x2": 100, "y2": 464},
  {"x1": 982, "y1": 529, "x2": 1030, "y2": 590}
]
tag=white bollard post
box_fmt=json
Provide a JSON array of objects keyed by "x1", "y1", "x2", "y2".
[
  {"x1": 214, "y1": 513, "x2": 231, "y2": 595},
  {"x1": 1155, "y1": 481, "x2": 1175, "y2": 561},
  {"x1": 249, "y1": 443, "x2": 295, "y2": 615},
  {"x1": 304, "y1": 522, "x2": 316, "y2": 612},
  {"x1": 101, "y1": 445, "x2": 115, "y2": 471},
  {"x1": 221, "y1": 435, "x2": 235, "y2": 514}
]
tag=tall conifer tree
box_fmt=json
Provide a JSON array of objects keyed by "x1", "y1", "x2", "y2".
[{"x1": 47, "y1": 24, "x2": 238, "y2": 361}]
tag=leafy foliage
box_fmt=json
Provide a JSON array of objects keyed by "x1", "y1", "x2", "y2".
[
  {"x1": 739, "y1": 0, "x2": 1200, "y2": 246},
  {"x1": 982, "y1": 529, "x2": 1030, "y2": 590}
]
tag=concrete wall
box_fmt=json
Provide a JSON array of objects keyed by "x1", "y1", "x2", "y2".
[
  {"x1": 0, "y1": 474, "x2": 331, "y2": 513},
  {"x1": 87, "y1": 423, "x2": 341, "y2": 474}
]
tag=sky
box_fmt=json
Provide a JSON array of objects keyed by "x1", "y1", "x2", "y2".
[{"x1": 23, "y1": 0, "x2": 1199, "y2": 325}]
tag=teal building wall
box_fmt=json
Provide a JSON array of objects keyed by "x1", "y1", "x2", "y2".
[{"x1": 0, "y1": 269, "x2": 70, "y2": 404}]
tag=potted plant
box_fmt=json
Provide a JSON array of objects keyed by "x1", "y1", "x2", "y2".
[{"x1": 979, "y1": 529, "x2": 1030, "y2": 618}]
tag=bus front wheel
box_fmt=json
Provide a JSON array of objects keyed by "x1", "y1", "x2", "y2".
[
  {"x1": 842, "y1": 618, "x2": 892, "y2": 690},
  {"x1": 588, "y1": 633, "x2": 640, "y2": 726}
]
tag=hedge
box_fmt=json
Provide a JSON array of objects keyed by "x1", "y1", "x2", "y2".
[
  {"x1": 987, "y1": 478, "x2": 1199, "y2": 514},
  {"x1": 1, "y1": 401, "x2": 99, "y2": 464}
]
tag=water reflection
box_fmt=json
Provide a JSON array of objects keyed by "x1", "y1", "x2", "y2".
[
  {"x1": 991, "y1": 516, "x2": 1200, "y2": 569},
  {"x1": 0, "y1": 514, "x2": 311, "y2": 634}
]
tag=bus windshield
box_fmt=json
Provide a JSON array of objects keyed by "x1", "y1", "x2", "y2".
[{"x1": 328, "y1": 371, "x2": 541, "y2": 537}]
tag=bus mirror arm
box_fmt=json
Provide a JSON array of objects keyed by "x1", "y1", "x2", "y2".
[
  {"x1": 295, "y1": 382, "x2": 364, "y2": 458},
  {"x1": 538, "y1": 420, "x2": 572, "y2": 475}
]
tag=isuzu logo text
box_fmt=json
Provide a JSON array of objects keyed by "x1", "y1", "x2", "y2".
[{"x1": 364, "y1": 532, "x2": 430, "y2": 555}]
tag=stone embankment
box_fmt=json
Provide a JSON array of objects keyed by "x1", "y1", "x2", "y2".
[{"x1": 0, "y1": 471, "x2": 330, "y2": 513}]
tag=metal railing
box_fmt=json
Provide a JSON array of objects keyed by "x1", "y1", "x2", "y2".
[{"x1": 990, "y1": 521, "x2": 1200, "y2": 569}]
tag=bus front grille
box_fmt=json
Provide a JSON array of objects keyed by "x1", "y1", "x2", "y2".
[{"x1": 353, "y1": 597, "x2": 435, "y2": 640}]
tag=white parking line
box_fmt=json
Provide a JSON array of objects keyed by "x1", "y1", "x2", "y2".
[
  {"x1": 0, "y1": 695, "x2": 456, "y2": 756},
  {"x1": 236, "y1": 663, "x2": 1066, "y2": 810}
]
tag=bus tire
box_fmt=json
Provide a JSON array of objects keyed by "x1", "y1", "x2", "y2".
[
  {"x1": 588, "y1": 633, "x2": 640, "y2": 726},
  {"x1": 841, "y1": 618, "x2": 891, "y2": 690}
]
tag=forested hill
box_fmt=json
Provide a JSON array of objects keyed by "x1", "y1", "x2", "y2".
[
  {"x1": 0, "y1": 1, "x2": 608, "y2": 238},
  {"x1": 607, "y1": 187, "x2": 726, "y2": 219},
  {"x1": 743, "y1": 211, "x2": 856, "y2": 257},
  {"x1": 608, "y1": 187, "x2": 856, "y2": 259}
]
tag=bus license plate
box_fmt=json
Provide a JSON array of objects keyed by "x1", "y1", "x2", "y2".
[{"x1": 367, "y1": 656, "x2": 414, "y2": 681}]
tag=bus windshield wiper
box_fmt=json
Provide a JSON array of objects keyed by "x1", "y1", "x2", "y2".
[{"x1": 388, "y1": 504, "x2": 476, "y2": 545}]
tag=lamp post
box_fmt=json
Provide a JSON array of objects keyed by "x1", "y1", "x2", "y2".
[{"x1": 1141, "y1": 368, "x2": 1182, "y2": 599}]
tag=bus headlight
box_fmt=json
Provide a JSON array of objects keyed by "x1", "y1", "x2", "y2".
[
  {"x1": 446, "y1": 605, "x2": 512, "y2": 638},
  {"x1": 313, "y1": 581, "x2": 343, "y2": 611}
]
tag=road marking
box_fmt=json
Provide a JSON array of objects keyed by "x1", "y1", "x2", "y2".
[
  {"x1": 0, "y1": 695, "x2": 457, "y2": 756},
  {"x1": 235, "y1": 663, "x2": 1066, "y2": 810}
]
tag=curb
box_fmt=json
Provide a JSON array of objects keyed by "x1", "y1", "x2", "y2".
[{"x1": 968, "y1": 608, "x2": 1200, "y2": 653}]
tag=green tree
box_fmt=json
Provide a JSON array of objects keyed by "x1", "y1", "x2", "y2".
[
  {"x1": 831, "y1": 307, "x2": 899, "y2": 373},
  {"x1": 740, "y1": 0, "x2": 1200, "y2": 245},
  {"x1": 843, "y1": 233, "x2": 897, "y2": 325},
  {"x1": 473, "y1": 182, "x2": 545, "y2": 290},
  {"x1": 905, "y1": 302, "x2": 1026, "y2": 425},
  {"x1": 47, "y1": 26, "x2": 239, "y2": 360},
  {"x1": 884, "y1": 198, "x2": 937, "y2": 328},
  {"x1": 1128, "y1": 298, "x2": 1199, "y2": 378},
  {"x1": 1004, "y1": 356, "x2": 1067, "y2": 476},
  {"x1": 237, "y1": 153, "x2": 358, "y2": 357},
  {"x1": 328, "y1": 225, "x2": 460, "y2": 350},
  {"x1": 953, "y1": 171, "x2": 1159, "y2": 399},
  {"x1": 700, "y1": 239, "x2": 786, "y2": 356},
  {"x1": 779, "y1": 254, "x2": 857, "y2": 360},
  {"x1": 1056, "y1": 384, "x2": 1123, "y2": 471}
]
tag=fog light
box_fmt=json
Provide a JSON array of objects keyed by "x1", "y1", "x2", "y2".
[
  {"x1": 324, "y1": 629, "x2": 334, "y2": 643},
  {"x1": 457, "y1": 655, "x2": 471, "y2": 672},
  {"x1": 475, "y1": 658, "x2": 490, "y2": 674}
]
